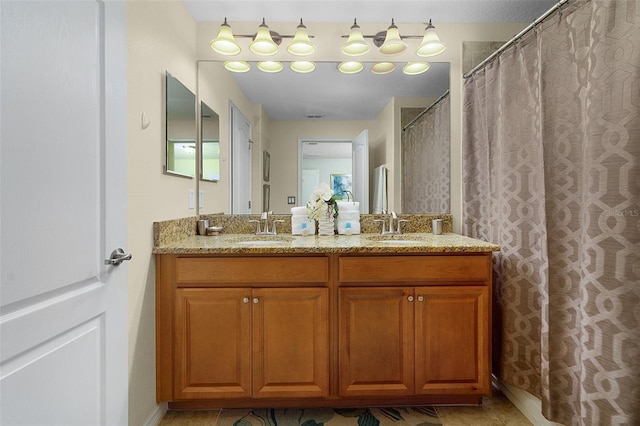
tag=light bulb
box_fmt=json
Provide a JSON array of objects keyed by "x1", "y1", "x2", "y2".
[
  {"x1": 371, "y1": 62, "x2": 396, "y2": 74},
  {"x1": 338, "y1": 61, "x2": 364, "y2": 74},
  {"x1": 416, "y1": 20, "x2": 446, "y2": 57},
  {"x1": 250, "y1": 18, "x2": 279, "y2": 56},
  {"x1": 287, "y1": 19, "x2": 315, "y2": 56},
  {"x1": 379, "y1": 19, "x2": 406, "y2": 55},
  {"x1": 224, "y1": 61, "x2": 251, "y2": 73},
  {"x1": 342, "y1": 19, "x2": 370, "y2": 56},
  {"x1": 257, "y1": 61, "x2": 283, "y2": 73},
  {"x1": 290, "y1": 61, "x2": 316, "y2": 73},
  {"x1": 209, "y1": 18, "x2": 241, "y2": 55},
  {"x1": 403, "y1": 62, "x2": 430, "y2": 75}
]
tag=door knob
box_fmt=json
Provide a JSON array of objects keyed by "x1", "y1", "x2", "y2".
[{"x1": 104, "y1": 248, "x2": 132, "y2": 266}]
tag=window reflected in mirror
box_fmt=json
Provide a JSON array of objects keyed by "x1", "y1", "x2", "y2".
[
  {"x1": 165, "y1": 72, "x2": 196, "y2": 178},
  {"x1": 200, "y1": 102, "x2": 220, "y2": 182}
]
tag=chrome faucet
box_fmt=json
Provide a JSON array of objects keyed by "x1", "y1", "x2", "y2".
[
  {"x1": 249, "y1": 211, "x2": 283, "y2": 235},
  {"x1": 389, "y1": 211, "x2": 397, "y2": 233},
  {"x1": 374, "y1": 211, "x2": 409, "y2": 235}
]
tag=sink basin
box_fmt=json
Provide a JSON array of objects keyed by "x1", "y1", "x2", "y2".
[
  {"x1": 365, "y1": 235, "x2": 433, "y2": 245},
  {"x1": 375, "y1": 239, "x2": 424, "y2": 245},
  {"x1": 231, "y1": 235, "x2": 294, "y2": 246},
  {"x1": 235, "y1": 240, "x2": 288, "y2": 246}
]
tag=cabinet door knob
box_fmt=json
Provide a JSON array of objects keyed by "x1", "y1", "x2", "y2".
[
  {"x1": 417, "y1": 296, "x2": 424, "y2": 302},
  {"x1": 242, "y1": 297, "x2": 250, "y2": 304},
  {"x1": 253, "y1": 297, "x2": 259, "y2": 304},
  {"x1": 408, "y1": 296, "x2": 414, "y2": 302}
]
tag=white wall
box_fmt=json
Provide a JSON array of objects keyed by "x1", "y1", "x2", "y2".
[{"x1": 126, "y1": 1, "x2": 197, "y2": 425}]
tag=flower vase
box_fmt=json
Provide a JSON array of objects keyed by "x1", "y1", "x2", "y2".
[{"x1": 317, "y1": 218, "x2": 335, "y2": 236}]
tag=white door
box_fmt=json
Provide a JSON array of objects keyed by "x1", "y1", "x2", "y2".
[
  {"x1": 231, "y1": 104, "x2": 252, "y2": 213},
  {"x1": 352, "y1": 130, "x2": 369, "y2": 214},
  {"x1": 301, "y1": 169, "x2": 320, "y2": 206},
  {"x1": 0, "y1": 1, "x2": 128, "y2": 425}
]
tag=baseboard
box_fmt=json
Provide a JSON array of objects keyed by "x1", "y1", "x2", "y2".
[
  {"x1": 493, "y1": 378, "x2": 563, "y2": 426},
  {"x1": 142, "y1": 402, "x2": 167, "y2": 426}
]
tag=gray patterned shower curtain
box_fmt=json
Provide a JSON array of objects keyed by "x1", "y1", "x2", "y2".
[
  {"x1": 402, "y1": 93, "x2": 450, "y2": 213},
  {"x1": 462, "y1": 0, "x2": 639, "y2": 424}
]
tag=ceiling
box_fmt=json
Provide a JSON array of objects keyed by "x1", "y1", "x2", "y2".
[
  {"x1": 184, "y1": 0, "x2": 557, "y2": 24},
  {"x1": 185, "y1": 0, "x2": 556, "y2": 120}
]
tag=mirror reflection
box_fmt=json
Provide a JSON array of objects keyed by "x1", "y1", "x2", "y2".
[
  {"x1": 165, "y1": 72, "x2": 196, "y2": 178},
  {"x1": 196, "y1": 61, "x2": 450, "y2": 214},
  {"x1": 200, "y1": 102, "x2": 220, "y2": 182}
]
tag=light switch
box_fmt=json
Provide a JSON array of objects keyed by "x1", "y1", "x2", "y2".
[
  {"x1": 188, "y1": 189, "x2": 195, "y2": 209},
  {"x1": 287, "y1": 196, "x2": 296, "y2": 205},
  {"x1": 199, "y1": 190, "x2": 204, "y2": 208}
]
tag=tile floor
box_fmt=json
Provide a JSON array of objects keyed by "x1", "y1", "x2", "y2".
[{"x1": 159, "y1": 396, "x2": 533, "y2": 425}]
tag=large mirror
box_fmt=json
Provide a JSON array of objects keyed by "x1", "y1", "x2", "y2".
[
  {"x1": 165, "y1": 72, "x2": 196, "y2": 178},
  {"x1": 197, "y1": 61, "x2": 450, "y2": 213},
  {"x1": 200, "y1": 101, "x2": 220, "y2": 182}
]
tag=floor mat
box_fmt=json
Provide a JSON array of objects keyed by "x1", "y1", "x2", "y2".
[{"x1": 216, "y1": 407, "x2": 442, "y2": 426}]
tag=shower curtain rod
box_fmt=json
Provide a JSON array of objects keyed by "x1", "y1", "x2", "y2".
[
  {"x1": 402, "y1": 89, "x2": 450, "y2": 131},
  {"x1": 463, "y1": 0, "x2": 570, "y2": 79}
]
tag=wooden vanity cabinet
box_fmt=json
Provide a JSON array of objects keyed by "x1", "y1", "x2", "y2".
[
  {"x1": 175, "y1": 287, "x2": 328, "y2": 400},
  {"x1": 338, "y1": 254, "x2": 492, "y2": 398},
  {"x1": 157, "y1": 251, "x2": 493, "y2": 407},
  {"x1": 156, "y1": 255, "x2": 330, "y2": 403}
]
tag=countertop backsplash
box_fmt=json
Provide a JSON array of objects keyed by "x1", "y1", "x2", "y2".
[{"x1": 154, "y1": 213, "x2": 453, "y2": 247}]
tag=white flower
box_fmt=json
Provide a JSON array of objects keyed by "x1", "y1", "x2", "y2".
[
  {"x1": 312, "y1": 182, "x2": 333, "y2": 202},
  {"x1": 307, "y1": 183, "x2": 336, "y2": 221}
]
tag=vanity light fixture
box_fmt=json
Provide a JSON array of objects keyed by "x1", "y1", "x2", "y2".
[
  {"x1": 379, "y1": 19, "x2": 407, "y2": 55},
  {"x1": 338, "y1": 61, "x2": 364, "y2": 74},
  {"x1": 257, "y1": 60, "x2": 284, "y2": 73},
  {"x1": 250, "y1": 18, "x2": 280, "y2": 55},
  {"x1": 224, "y1": 60, "x2": 251, "y2": 73},
  {"x1": 290, "y1": 61, "x2": 316, "y2": 73},
  {"x1": 287, "y1": 19, "x2": 316, "y2": 56},
  {"x1": 371, "y1": 62, "x2": 396, "y2": 74},
  {"x1": 340, "y1": 18, "x2": 446, "y2": 60},
  {"x1": 341, "y1": 19, "x2": 370, "y2": 56},
  {"x1": 210, "y1": 18, "x2": 241, "y2": 55},
  {"x1": 402, "y1": 61, "x2": 430, "y2": 75},
  {"x1": 416, "y1": 20, "x2": 446, "y2": 57}
]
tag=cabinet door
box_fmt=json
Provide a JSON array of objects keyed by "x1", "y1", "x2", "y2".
[
  {"x1": 174, "y1": 288, "x2": 251, "y2": 399},
  {"x1": 415, "y1": 286, "x2": 490, "y2": 394},
  {"x1": 339, "y1": 287, "x2": 415, "y2": 396},
  {"x1": 252, "y1": 288, "x2": 329, "y2": 398}
]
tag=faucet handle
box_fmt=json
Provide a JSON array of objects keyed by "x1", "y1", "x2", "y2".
[
  {"x1": 248, "y1": 219, "x2": 262, "y2": 234},
  {"x1": 271, "y1": 219, "x2": 285, "y2": 235},
  {"x1": 373, "y1": 219, "x2": 387, "y2": 234},
  {"x1": 396, "y1": 219, "x2": 409, "y2": 234}
]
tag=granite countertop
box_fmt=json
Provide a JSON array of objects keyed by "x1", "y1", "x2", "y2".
[{"x1": 152, "y1": 233, "x2": 500, "y2": 255}]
